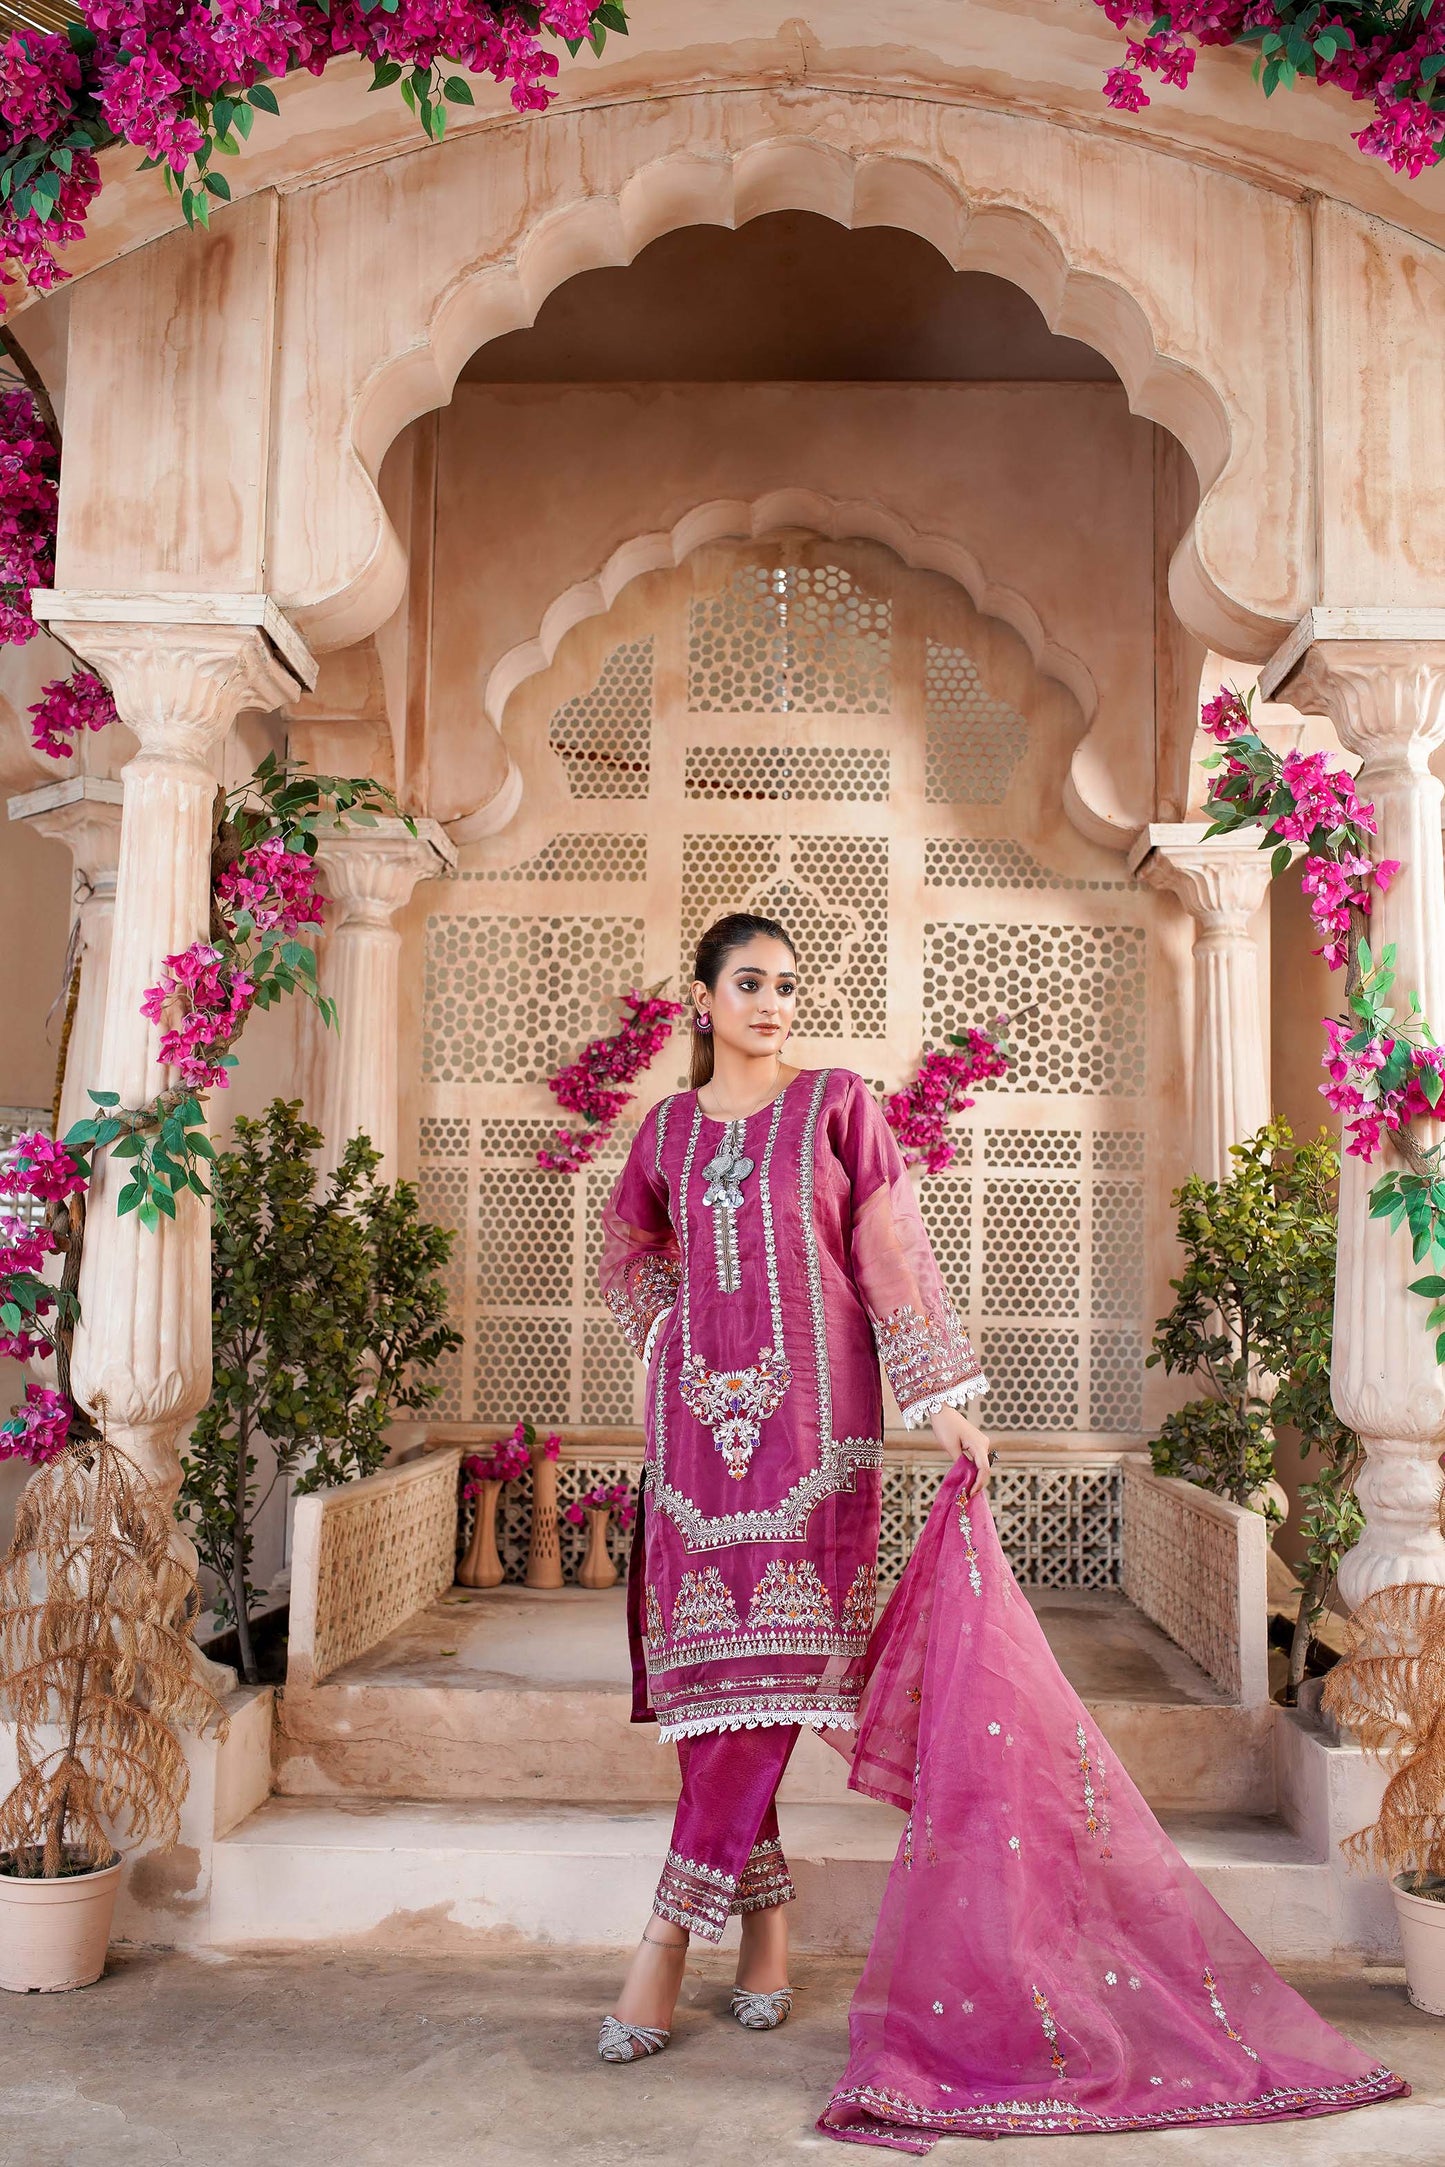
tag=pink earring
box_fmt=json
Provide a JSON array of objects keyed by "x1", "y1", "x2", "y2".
[{"x1": 695, "y1": 1011, "x2": 712, "y2": 1033}]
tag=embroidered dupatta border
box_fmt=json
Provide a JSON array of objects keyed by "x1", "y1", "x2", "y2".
[{"x1": 822, "y1": 2064, "x2": 1408, "y2": 2142}]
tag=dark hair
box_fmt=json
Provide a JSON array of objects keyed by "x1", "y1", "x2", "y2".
[{"x1": 689, "y1": 912, "x2": 797, "y2": 1089}]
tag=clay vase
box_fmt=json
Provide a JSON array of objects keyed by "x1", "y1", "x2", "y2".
[
  {"x1": 576, "y1": 1506, "x2": 619, "y2": 1592},
  {"x1": 525, "y1": 1448, "x2": 564, "y2": 1590},
  {"x1": 456, "y1": 1480, "x2": 505, "y2": 1589},
  {"x1": 0, "y1": 1854, "x2": 123, "y2": 1993}
]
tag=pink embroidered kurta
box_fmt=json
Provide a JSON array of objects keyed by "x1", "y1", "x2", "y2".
[{"x1": 600, "y1": 1067, "x2": 987, "y2": 1743}]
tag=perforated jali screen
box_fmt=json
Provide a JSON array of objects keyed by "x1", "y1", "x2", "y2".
[{"x1": 413, "y1": 540, "x2": 1159, "y2": 1477}]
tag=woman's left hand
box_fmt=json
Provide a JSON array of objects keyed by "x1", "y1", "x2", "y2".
[{"x1": 929, "y1": 1403, "x2": 991, "y2": 1487}]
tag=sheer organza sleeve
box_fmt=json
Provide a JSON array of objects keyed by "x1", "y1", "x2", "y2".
[
  {"x1": 599, "y1": 1101, "x2": 682, "y2": 1364},
  {"x1": 839, "y1": 1073, "x2": 987, "y2": 1429}
]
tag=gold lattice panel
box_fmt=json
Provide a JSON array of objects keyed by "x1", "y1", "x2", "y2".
[{"x1": 413, "y1": 537, "x2": 1163, "y2": 1442}]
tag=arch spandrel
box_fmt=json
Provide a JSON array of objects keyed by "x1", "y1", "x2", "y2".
[{"x1": 263, "y1": 90, "x2": 1311, "y2": 661}]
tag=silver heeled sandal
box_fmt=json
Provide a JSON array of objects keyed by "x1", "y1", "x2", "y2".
[
  {"x1": 730, "y1": 1985, "x2": 794, "y2": 2030},
  {"x1": 598, "y1": 2014, "x2": 670, "y2": 2062}
]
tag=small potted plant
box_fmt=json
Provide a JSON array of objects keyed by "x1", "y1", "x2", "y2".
[
  {"x1": 0, "y1": 1408, "x2": 227, "y2": 1993},
  {"x1": 563, "y1": 1479, "x2": 637, "y2": 1591},
  {"x1": 1322, "y1": 1579, "x2": 1445, "y2": 2014},
  {"x1": 457, "y1": 1424, "x2": 533, "y2": 1589}
]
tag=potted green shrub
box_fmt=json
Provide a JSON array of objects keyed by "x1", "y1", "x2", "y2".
[
  {"x1": 1149, "y1": 1120, "x2": 1360, "y2": 1700},
  {"x1": 1323, "y1": 1580, "x2": 1445, "y2": 2015},
  {"x1": 0, "y1": 1414, "x2": 226, "y2": 1992}
]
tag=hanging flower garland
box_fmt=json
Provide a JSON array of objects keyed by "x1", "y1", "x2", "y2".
[
  {"x1": 1201, "y1": 685, "x2": 1445, "y2": 1361},
  {"x1": 883, "y1": 1026, "x2": 1013, "y2": 1175},
  {"x1": 1093, "y1": 1, "x2": 1445, "y2": 178},
  {"x1": 0, "y1": 2, "x2": 626, "y2": 302},
  {"x1": 537, "y1": 982, "x2": 683, "y2": 1172}
]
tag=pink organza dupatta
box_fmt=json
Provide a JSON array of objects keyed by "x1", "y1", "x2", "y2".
[{"x1": 820, "y1": 1459, "x2": 1408, "y2": 2151}]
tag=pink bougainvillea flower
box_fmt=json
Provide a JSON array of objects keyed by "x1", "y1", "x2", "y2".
[
  {"x1": 462, "y1": 1419, "x2": 533, "y2": 1490},
  {"x1": 0, "y1": 1213, "x2": 56, "y2": 1277},
  {"x1": 216, "y1": 838, "x2": 325, "y2": 935},
  {"x1": 1103, "y1": 62, "x2": 1149, "y2": 110},
  {"x1": 28, "y1": 669, "x2": 119, "y2": 759},
  {"x1": 141, "y1": 940, "x2": 255, "y2": 1088},
  {"x1": 0, "y1": 1381, "x2": 71, "y2": 1464},
  {"x1": 885, "y1": 1031, "x2": 1012, "y2": 1173},
  {"x1": 2, "y1": 1131, "x2": 86, "y2": 1202},
  {"x1": 539, "y1": 987, "x2": 684, "y2": 1172}
]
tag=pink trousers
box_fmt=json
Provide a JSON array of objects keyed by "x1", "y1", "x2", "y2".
[{"x1": 652, "y1": 1724, "x2": 801, "y2": 1943}]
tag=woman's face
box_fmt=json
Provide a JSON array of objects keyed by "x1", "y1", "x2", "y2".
[{"x1": 695, "y1": 936, "x2": 798, "y2": 1062}]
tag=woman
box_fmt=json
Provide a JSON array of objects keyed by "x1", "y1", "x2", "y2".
[
  {"x1": 597, "y1": 912, "x2": 1407, "y2": 2143},
  {"x1": 597, "y1": 912, "x2": 991, "y2": 2060}
]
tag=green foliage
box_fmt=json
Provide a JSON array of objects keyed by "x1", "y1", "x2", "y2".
[
  {"x1": 65, "y1": 1088, "x2": 215, "y2": 1233},
  {"x1": 1149, "y1": 1119, "x2": 1361, "y2": 1698},
  {"x1": 183, "y1": 1098, "x2": 460, "y2": 1681}
]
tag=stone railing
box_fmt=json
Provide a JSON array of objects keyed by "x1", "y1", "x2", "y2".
[
  {"x1": 287, "y1": 1444, "x2": 462, "y2": 1691},
  {"x1": 426, "y1": 1427, "x2": 1130, "y2": 1591},
  {"x1": 1121, "y1": 1454, "x2": 1270, "y2": 1704}
]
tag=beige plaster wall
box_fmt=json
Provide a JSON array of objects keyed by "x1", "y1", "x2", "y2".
[{"x1": 429, "y1": 379, "x2": 1158, "y2": 833}]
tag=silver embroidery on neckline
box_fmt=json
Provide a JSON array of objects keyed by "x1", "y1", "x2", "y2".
[
  {"x1": 651, "y1": 1070, "x2": 883, "y2": 1547},
  {"x1": 701, "y1": 1118, "x2": 752, "y2": 1294}
]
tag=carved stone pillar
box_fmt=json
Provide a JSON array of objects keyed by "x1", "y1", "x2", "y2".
[
  {"x1": 314, "y1": 818, "x2": 456, "y2": 1175},
  {"x1": 1261, "y1": 610, "x2": 1445, "y2": 1605},
  {"x1": 5, "y1": 775, "x2": 124, "y2": 1136},
  {"x1": 28, "y1": 594, "x2": 314, "y2": 1540},
  {"x1": 1130, "y1": 824, "x2": 1275, "y2": 1186}
]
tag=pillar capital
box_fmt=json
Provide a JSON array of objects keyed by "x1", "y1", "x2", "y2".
[
  {"x1": 7, "y1": 774, "x2": 124, "y2": 892},
  {"x1": 29, "y1": 592, "x2": 316, "y2": 772},
  {"x1": 1129, "y1": 823, "x2": 1278, "y2": 938},
  {"x1": 316, "y1": 815, "x2": 457, "y2": 926},
  {"x1": 1260, "y1": 609, "x2": 1445, "y2": 766}
]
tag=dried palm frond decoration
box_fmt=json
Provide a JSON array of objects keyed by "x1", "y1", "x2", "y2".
[
  {"x1": 1322, "y1": 1578, "x2": 1445, "y2": 1896},
  {"x1": 0, "y1": 1412, "x2": 228, "y2": 1878},
  {"x1": 0, "y1": 1, "x2": 77, "y2": 34}
]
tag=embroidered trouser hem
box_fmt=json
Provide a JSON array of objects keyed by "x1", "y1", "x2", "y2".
[{"x1": 651, "y1": 1724, "x2": 800, "y2": 1944}]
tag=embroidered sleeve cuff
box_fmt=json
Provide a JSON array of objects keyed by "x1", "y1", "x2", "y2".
[
  {"x1": 605, "y1": 1255, "x2": 682, "y2": 1358},
  {"x1": 898, "y1": 1372, "x2": 990, "y2": 1430}
]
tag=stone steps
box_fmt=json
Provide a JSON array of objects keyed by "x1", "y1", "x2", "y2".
[
  {"x1": 274, "y1": 1584, "x2": 1275, "y2": 1816},
  {"x1": 209, "y1": 1795, "x2": 1345, "y2": 1962},
  {"x1": 275, "y1": 1682, "x2": 1275, "y2": 1814}
]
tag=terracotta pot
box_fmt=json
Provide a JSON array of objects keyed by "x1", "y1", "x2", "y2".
[
  {"x1": 1393, "y1": 1874, "x2": 1445, "y2": 2016},
  {"x1": 0, "y1": 1854, "x2": 122, "y2": 1993},
  {"x1": 456, "y1": 1479, "x2": 505, "y2": 1589},
  {"x1": 525, "y1": 1447, "x2": 564, "y2": 1590},
  {"x1": 577, "y1": 1505, "x2": 619, "y2": 1591}
]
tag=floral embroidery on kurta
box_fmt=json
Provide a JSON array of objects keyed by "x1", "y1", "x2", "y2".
[
  {"x1": 746, "y1": 1559, "x2": 835, "y2": 1632},
  {"x1": 841, "y1": 1561, "x2": 877, "y2": 1640},
  {"x1": 678, "y1": 1346, "x2": 792, "y2": 1479},
  {"x1": 600, "y1": 1068, "x2": 986, "y2": 1743},
  {"x1": 671, "y1": 1567, "x2": 741, "y2": 1640}
]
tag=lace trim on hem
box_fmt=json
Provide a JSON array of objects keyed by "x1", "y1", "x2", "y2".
[
  {"x1": 821, "y1": 2064, "x2": 1409, "y2": 2140},
  {"x1": 656, "y1": 1709, "x2": 859, "y2": 1746},
  {"x1": 898, "y1": 1373, "x2": 989, "y2": 1431}
]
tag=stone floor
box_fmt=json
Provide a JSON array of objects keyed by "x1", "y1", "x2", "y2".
[{"x1": 2, "y1": 1948, "x2": 1440, "y2": 2167}]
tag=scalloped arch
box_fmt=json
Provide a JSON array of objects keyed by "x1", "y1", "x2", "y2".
[
  {"x1": 482, "y1": 488, "x2": 1097, "y2": 734},
  {"x1": 281, "y1": 116, "x2": 1281, "y2": 662}
]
